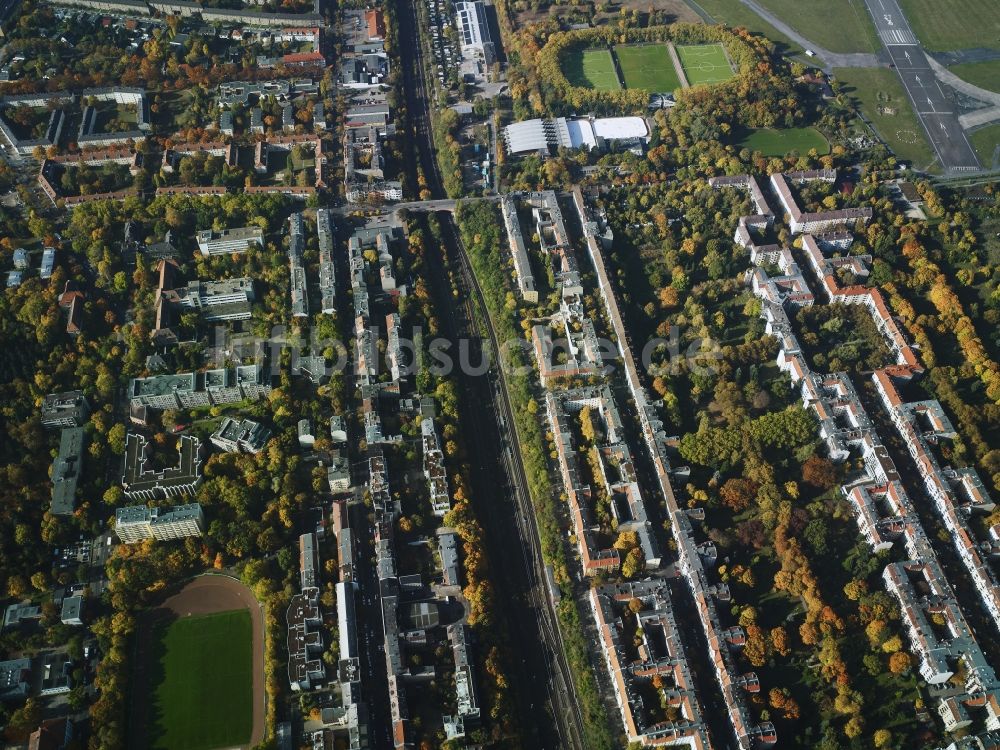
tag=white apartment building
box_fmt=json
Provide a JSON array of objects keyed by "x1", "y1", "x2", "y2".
[{"x1": 114, "y1": 503, "x2": 205, "y2": 543}]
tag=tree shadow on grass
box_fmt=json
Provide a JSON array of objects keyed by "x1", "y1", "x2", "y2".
[{"x1": 127, "y1": 608, "x2": 179, "y2": 750}]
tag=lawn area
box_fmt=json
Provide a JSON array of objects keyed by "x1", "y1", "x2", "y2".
[
  {"x1": 756, "y1": 0, "x2": 879, "y2": 53},
  {"x1": 692, "y1": 0, "x2": 804, "y2": 55},
  {"x1": 149, "y1": 610, "x2": 252, "y2": 750},
  {"x1": 969, "y1": 124, "x2": 1000, "y2": 168},
  {"x1": 948, "y1": 60, "x2": 1000, "y2": 93},
  {"x1": 562, "y1": 47, "x2": 621, "y2": 90},
  {"x1": 676, "y1": 43, "x2": 734, "y2": 85},
  {"x1": 899, "y1": 0, "x2": 1000, "y2": 51},
  {"x1": 614, "y1": 44, "x2": 681, "y2": 91},
  {"x1": 833, "y1": 67, "x2": 936, "y2": 169},
  {"x1": 737, "y1": 127, "x2": 831, "y2": 156}
]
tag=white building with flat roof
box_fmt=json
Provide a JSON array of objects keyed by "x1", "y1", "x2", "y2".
[
  {"x1": 115, "y1": 503, "x2": 205, "y2": 543},
  {"x1": 503, "y1": 116, "x2": 649, "y2": 156},
  {"x1": 455, "y1": 1, "x2": 495, "y2": 66},
  {"x1": 196, "y1": 226, "x2": 264, "y2": 255}
]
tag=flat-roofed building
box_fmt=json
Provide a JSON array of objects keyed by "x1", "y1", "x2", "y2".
[
  {"x1": 51, "y1": 427, "x2": 85, "y2": 516},
  {"x1": 128, "y1": 365, "x2": 271, "y2": 409},
  {"x1": 500, "y1": 195, "x2": 537, "y2": 302},
  {"x1": 0, "y1": 658, "x2": 31, "y2": 701},
  {"x1": 210, "y1": 417, "x2": 271, "y2": 453},
  {"x1": 455, "y1": 1, "x2": 494, "y2": 66},
  {"x1": 443, "y1": 622, "x2": 480, "y2": 740},
  {"x1": 3, "y1": 602, "x2": 41, "y2": 631},
  {"x1": 121, "y1": 434, "x2": 203, "y2": 501},
  {"x1": 196, "y1": 226, "x2": 264, "y2": 255},
  {"x1": 287, "y1": 587, "x2": 325, "y2": 691},
  {"x1": 114, "y1": 502, "x2": 205, "y2": 543},
  {"x1": 40, "y1": 247, "x2": 55, "y2": 279},
  {"x1": 41, "y1": 391, "x2": 89, "y2": 429},
  {"x1": 288, "y1": 213, "x2": 309, "y2": 318},
  {"x1": 170, "y1": 277, "x2": 255, "y2": 321},
  {"x1": 317, "y1": 208, "x2": 336, "y2": 314},
  {"x1": 503, "y1": 117, "x2": 649, "y2": 157},
  {"x1": 60, "y1": 595, "x2": 83, "y2": 626},
  {"x1": 300, "y1": 532, "x2": 320, "y2": 589},
  {"x1": 438, "y1": 531, "x2": 460, "y2": 587}
]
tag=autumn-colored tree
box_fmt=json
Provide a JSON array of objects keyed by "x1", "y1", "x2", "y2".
[
  {"x1": 770, "y1": 626, "x2": 791, "y2": 657},
  {"x1": 842, "y1": 578, "x2": 868, "y2": 601},
  {"x1": 888, "y1": 650, "x2": 911, "y2": 675},
  {"x1": 719, "y1": 477, "x2": 757, "y2": 512},
  {"x1": 621, "y1": 547, "x2": 644, "y2": 579},
  {"x1": 744, "y1": 623, "x2": 768, "y2": 667},
  {"x1": 802, "y1": 455, "x2": 836, "y2": 489},
  {"x1": 873, "y1": 729, "x2": 892, "y2": 748},
  {"x1": 881, "y1": 635, "x2": 903, "y2": 654},
  {"x1": 614, "y1": 530, "x2": 638, "y2": 552},
  {"x1": 844, "y1": 715, "x2": 865, "y2": 739}
]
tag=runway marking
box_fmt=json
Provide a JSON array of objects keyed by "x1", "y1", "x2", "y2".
[{"x1": 880, "y1": 28, "x2": 917, "y2": 45}]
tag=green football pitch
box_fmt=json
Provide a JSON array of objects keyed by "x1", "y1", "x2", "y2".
[
  {"x1": 563, "y1": 47, "x2": 621, "y2": 90},
  {"x1": 677, "y1": 43, "x2": 735, "y2": 85},
  {"x1": 738, "y1": 127, "x2": 831, "y2": 156},
  {"x1": 148, "y1": 610, "x2": 253, "y2": 750},
  {"x1": 614, "y1": 44, "x2": 681, "y2": 92}
]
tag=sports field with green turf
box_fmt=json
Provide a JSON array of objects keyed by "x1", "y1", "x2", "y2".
[
  {"x1": 899, "y1": 0, "x2": 1000, "y2": 51},
  {"x1": 149, "y1": 610, "x2": 252, "y2": 750},
  {"x1": 676, "y1": 44, "x2": 734, "y2": 85},
  {"x1": 614, "y1": 44, "x2": 681, "y2": 92},
  {"x1": 563, "y1": 47, "x2": 621, "y2": 90},
  {"x1": 738, "y1": 127, "x2": 831, "y2": 156}
]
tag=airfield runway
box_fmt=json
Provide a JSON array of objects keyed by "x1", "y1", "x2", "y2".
[{"x1": 862, "y1": 0, "x2": 981, "y2": 172}]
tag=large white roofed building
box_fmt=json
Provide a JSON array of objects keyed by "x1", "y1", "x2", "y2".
[
  {"x1": 502, "y1": 116, "x2": 649, "y2": 157},
  {"x1": 455, "y1": 1, "x2": 495, "y2": 66}
]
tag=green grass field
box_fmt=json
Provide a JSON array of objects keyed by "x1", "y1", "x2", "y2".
[
  {"x1": 738, "y1": 127, "x2": 831, "y2": 156},
  {"x1": 969, "y1": 124, "x2": 1000, "y2": 168},
  {"x1": 614, "y1": 44, "x2": 681, "y2": 92},
  {"x1": 756, "y1": 0, "x2": 879, "y2": 53},
  {"x1": 948, "y1": 60, "x2": 1000, "y2": 93},
  {"x1": 832, "y1": 67, "x2": 936, "y2": 169},
  {"x1": 899, "y1": 0, "x2": 1000, "y2": 51},
  {"x1": 563, "y1": 47, "x2": 621, "y2": 90},
  {"x1": 693, "y1": 0, "x2": 804, "y2": 55},
  {"x1": 149, "y1": 610, "x2": 252, "y2": 750},
  {"x1": 676, "y1": 44, "x2": 734, "y2": 85}
]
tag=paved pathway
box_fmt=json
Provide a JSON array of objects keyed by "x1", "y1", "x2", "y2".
[
  {"x1": 960, "y1": 106, "x2": 1000, "y2": 129},
  {"x1": 739, "y1": 0, "x2": 881, "y2": 70},
  {"x1": 926, "y1": 56, "x2": 1000, "y2": 106},
  {"x1": 932, "y1": 48, "x2": 1000, "y2": 66}
]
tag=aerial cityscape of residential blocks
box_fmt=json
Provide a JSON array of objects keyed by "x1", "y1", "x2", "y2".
[{"x1": 0, "y1": 0, "x2": 997, "y2": 746}]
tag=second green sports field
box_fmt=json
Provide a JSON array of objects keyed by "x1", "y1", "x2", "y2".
[
  {"x1": 614, "y1": 44, "x2": 681, "y2": 92},
  {"x1": 676, "y1": 43, "x2": 735, "y2": 86},
  {"x1": 148, "y1": 610, "x2": 253, "y2": 750}
]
